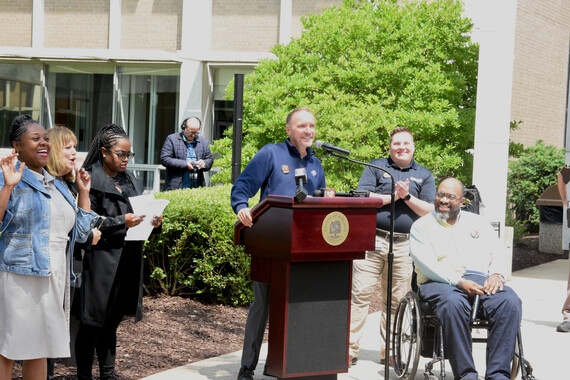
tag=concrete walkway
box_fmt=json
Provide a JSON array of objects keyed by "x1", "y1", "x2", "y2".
[{"x1": 143, "y1": 259, "x2": 570, "y2": 380}]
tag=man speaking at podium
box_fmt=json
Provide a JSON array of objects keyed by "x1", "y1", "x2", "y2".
[
  {"x1": 231, "y1": 108, "x2": 326, "y2": 380},
  {"x1": 349, "y1": 126, "x2": 436, "y2": 366}
]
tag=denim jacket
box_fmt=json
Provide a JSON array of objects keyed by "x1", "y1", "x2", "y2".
[{"x1": 0, "y1": 163, "x2": 99, "y2": 283}]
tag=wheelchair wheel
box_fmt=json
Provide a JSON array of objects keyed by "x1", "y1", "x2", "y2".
[
  {"x1": 511, "y1": 333, "x2": 521, "y2": 380},
  {"x1": 393, "y1": 291, "x2": 422, "y2": 379}
]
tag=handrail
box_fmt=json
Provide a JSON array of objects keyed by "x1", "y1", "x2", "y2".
[{"x1": 128, "y1": 163, "x2": 165, "y2": 194}]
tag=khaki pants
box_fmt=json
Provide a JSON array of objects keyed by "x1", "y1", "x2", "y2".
[{"x1": 349, "y1": 235, "x2": 413, "y2": 358}]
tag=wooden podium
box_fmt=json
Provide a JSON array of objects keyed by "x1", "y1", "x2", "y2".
[{"x1": 235, "y1": 195, "x2": 382, "y2": 379}]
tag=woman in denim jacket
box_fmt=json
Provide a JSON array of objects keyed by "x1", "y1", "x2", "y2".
[{"x1": 0, "y1": 115, "x2": 99, "y2": 380}]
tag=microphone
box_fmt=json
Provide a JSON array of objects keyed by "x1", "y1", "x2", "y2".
[
  {"x1": 294, "y1": 168, "x2": 308, "y2": 201},
  {"x1": 314, "y1": 140, "x2": 350, "y2": 156},
  {"x1": 295, "y1": 167, "x2": 307, "y2": 186}
]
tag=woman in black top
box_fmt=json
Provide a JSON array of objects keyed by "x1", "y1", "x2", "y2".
[{"x1": 74, "y1": 124, "x2": 162, "y2": 380}]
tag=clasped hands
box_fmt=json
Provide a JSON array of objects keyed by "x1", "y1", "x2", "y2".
[
  {"x1": 394, "y1": 178, "x2": 410, "y2": 200},
  {"x1": 458, "y1": 274, "x2": 504, "y2": 297}
]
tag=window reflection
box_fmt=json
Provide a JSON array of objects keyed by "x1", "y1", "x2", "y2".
[
  {"x1": 45, "y1": 64, "x2": 114, "y2": 152},
  {"x1": 0, "y1": 63, "x2": 42, "y2": 148}
]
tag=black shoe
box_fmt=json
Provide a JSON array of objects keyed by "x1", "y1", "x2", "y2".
[
  {"x1": 349, "y1": 355, "x2": 357, "y2": 367},
  {"x1": 238, "y1": 366, "x2": 254, "y2": 380}
]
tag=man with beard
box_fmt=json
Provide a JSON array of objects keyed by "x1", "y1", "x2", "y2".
[{"x1": 410, "y1": 177, "x2": 522, "y2": 380}]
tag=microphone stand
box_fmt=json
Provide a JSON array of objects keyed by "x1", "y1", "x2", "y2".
[{"x1": 321, "y1": 150, "x2": 395, "y2": 380}]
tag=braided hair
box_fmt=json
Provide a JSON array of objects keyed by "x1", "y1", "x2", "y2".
[
  {"x1": 83, "y1": 123, "x2": 129, "y2": 169},
  {"x1": 10, "y1": 114, "x2": 40, "y2": 146}
]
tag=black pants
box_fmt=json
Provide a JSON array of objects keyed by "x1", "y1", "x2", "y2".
[
  {"x1": 240, "y1": 281, "x2": 270, "y2": 370},
  {"x1": 75, "y1": 306, "x2": 124, "y2": 380},
  {"x1": 75, "y1": 245, "x2": 141, "y2": 380}
]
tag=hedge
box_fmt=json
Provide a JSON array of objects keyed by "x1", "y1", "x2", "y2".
[{"x1": 144, "y1": 184, "x2": 256, "y2": 306}]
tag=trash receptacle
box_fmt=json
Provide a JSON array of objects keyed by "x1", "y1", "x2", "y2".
[{"x1": 535, "y1": 185, "x2": 563, "y2": 254}]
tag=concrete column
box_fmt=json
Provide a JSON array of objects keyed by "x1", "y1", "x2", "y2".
[
  {"x1": 32, "y1": 0, "x2": 44, "y2": 48},
  {"x1": 464, "y1": 0, "x2": 518, "y2": 236},
  {"x1": 181, "y1": 0, "x2": 212, "y2": 55},
  {"x1": 109, "y1": 0, "x2": 121, "y2": 51},
  {"x1": 179, "y1": 0, "x2": 212, "y2": 128},
  {"x1": 279, "y1": 0, "x2": 293, "y2": 45},
  {"x1": 179, "y1": 60, "x2": 204, "y2": 122}
]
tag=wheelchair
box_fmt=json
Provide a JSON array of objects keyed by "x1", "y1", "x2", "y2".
[{"x1": 391, "y1": 290, "x2": 536, "y2": 380}]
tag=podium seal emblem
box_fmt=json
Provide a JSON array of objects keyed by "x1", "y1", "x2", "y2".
[{"x1": 322, "y1": 211, "x2": 349, "y2": 246}]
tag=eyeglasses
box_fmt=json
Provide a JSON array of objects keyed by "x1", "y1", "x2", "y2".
[
  {"x1": 108, "y1": 150, "x2": 135, "y2": 161},
  {"x1": 435, "y1": 191, "x2": 460, "y2": 201},
  {"x1": 185, "y1": 130, "x2": 199, "y2": 136}
]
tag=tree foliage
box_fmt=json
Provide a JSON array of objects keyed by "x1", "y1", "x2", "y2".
[
  {"x1": 506, "y1": 141, "x2": 565, "y2": 234},
  {"x1": 211, "y1": 0, "x2": 479, "y2": 190}
]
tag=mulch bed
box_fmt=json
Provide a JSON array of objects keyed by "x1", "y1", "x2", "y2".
[
  {"x1": 11, "y1": 236, "x2": 562, "y2": 379},
  {"x1": 511, "y1": 235, "x2": 560, "y2": 272}
]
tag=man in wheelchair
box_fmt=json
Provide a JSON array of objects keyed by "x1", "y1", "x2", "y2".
[{"x1": 409, "y1": 178, "x2": 522, "y2": 380}]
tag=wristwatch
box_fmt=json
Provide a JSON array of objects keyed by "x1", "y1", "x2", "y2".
[{"x1": 403, "y1": 193, "x2": 411, "y2": 201}]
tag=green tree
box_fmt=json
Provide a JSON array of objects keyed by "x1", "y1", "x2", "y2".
[
  {"x1": 212, "y1": 0, "x2": 479, "y2": 190},
  {"x1": 506, "y1": 141, "x2": 565, "y2": 235}
]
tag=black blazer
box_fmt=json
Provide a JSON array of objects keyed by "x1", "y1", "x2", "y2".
[{"x1": 75, "y1": 161, "x2": 146, "y2": 326}]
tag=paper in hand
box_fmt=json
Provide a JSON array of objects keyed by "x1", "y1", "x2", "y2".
[{"x1": 125, "y1": 194, "x2": 170, "y2": 241}]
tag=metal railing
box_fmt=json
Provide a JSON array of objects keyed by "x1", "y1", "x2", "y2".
[{"x1": 128, "y1": 163, "x2": 165, "y2": 194}]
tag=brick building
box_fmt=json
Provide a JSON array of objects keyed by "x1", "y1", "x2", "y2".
[
  {"x1": 510, "y1": 0, "x2": 570, "y2": 148},
  {"x1": 0, "y1": 0, "x2": 568, "y2": 193}
]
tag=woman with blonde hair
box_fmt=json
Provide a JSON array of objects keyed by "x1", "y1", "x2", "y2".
[
  {"x1": 45, "y1": 125, "x2": 102, "y2": 377},
  {"x1": 46, "y1": 125, "x2": 102, "y2": 280},
  {"x1": 47, "y1": 125, "x2": 80, "y2": 183}
]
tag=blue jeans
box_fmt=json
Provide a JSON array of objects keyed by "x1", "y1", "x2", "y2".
[{"x1": 419, "y1": 273, "x2": 522, "y2": 380}]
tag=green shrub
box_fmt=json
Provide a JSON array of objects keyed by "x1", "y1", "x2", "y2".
[
  {"x1": 144, "y1": 184, "x2": 257, "y2": 306},
  {"x1": 212, "y1": 0, "x2": 479, "y2": 189},
  {"x1": 506, "y1": 141, "x2": 564, "y2": 235},
  {"x1": 504, "y1": 216, "x2": 528, "y2": 245}
]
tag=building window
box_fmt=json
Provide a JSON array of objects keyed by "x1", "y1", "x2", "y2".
[
  {"x1": 0, "y1": 63, "x2": 42, "y2": 148},
  {"x1": 116, "y1": 66, "x2": 179, "y2": 190},
  {"x1": 211, "y1": 66, "x2": 254, "y2": 141},
  {"x1": 116, "y1": 66, "x2": 179, "y2": 165},
  {"x1": 213, "y1": 100, "x2": 233, "y2": 141},
  {"x1": 44, "y1": 64, "x2": 114, "y2": 152}
]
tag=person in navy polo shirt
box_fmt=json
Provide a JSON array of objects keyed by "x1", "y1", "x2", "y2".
[
  {"x1": 231, "y1": 108, "x2": 326, "y2": 380},
  {"x1": 349, "y1": 126, "x2": 436, "y2": 366}
]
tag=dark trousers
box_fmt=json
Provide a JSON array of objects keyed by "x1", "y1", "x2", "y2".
[
  {"x1": 240, "y1": 281, "x2": 270, "y2": 370},
  {"x1": 75, "y1": 307, "x2": 124, "y2": 380},
  {"x1": 419, "y1": 274, "x2": 522, "y2": 380}
]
